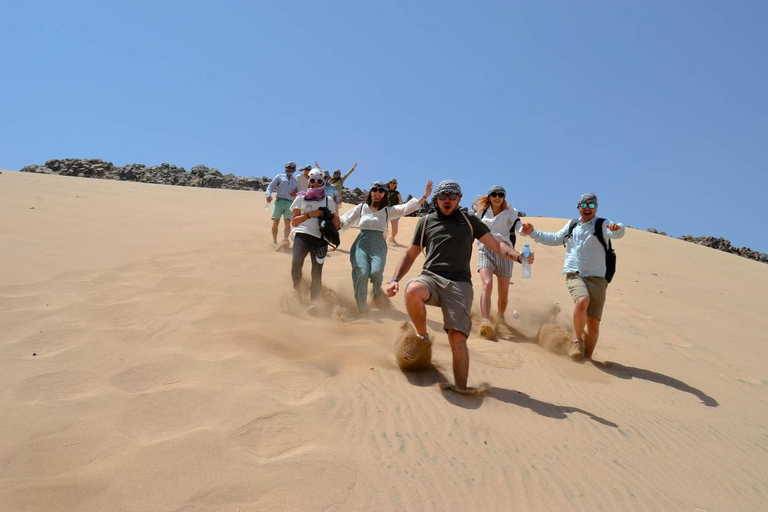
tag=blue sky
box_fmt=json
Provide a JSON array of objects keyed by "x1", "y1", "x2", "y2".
[{"x1": 3, "y1": 1, "x2": 767, "y2": 252}]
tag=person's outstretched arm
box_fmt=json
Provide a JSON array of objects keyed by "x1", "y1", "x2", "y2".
[
  {"x1": 342, "y1": 162, "x2": 358, "y2": 182},
  {"x1": 385, "y1": 244, "x2": 421, "y2": 297}
]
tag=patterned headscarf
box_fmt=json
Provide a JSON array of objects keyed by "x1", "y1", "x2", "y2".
[
  {"x1": 577, "y1": 192, "x2": 598, "y2": 206},
  {"x1": 430, "y1": 180, "x2": 462, "y2": 209},
  {"x1": 487, "y1": 185, "x2": 506, "y2": 196}
]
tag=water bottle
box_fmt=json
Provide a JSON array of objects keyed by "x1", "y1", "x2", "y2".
[
  {"x1": 264, "y1": 201, "x2": 270, "y2": 210},
  {"x1": 521, "y1": 244, "x2": 531, "y2": 279}
]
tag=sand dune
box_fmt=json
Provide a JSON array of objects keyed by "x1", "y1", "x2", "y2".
[{"x1": 1, "y1": 170, "x2": 767, "y2": 511}]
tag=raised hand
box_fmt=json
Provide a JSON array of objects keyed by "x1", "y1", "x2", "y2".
[
  {"x1": 424, "y1": 180, "x2": 433, "y2": 197},
  {"x1": 522, "y1": 222, "x2": 534, "y2": 235},
  {"x1": 606, "y1": 223, "x2": 621, "y2": 231}
]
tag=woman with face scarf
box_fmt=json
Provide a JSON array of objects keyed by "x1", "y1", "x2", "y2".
[
  {"x1": 290, "y1": 169, "x2": 342, "y2": 313},
  {"x1": 340, "y1": 180, "x2": 433, "y2": 312}
]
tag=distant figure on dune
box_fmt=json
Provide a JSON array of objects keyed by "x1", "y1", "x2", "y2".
[
  {"x1": 266, "y1": 161, "x2": 300, "y2": 246},
  {"x1": 386, "y1": 180, "x2": 534, "y2": 394},
  {"x1": 290, "y1": 169, "x2": 341, "y2": 313},
  {"x1": 386, "y1": 178, "x2": 404, "y2": 245},
  {"x1": 522, "y1": 192, "x2": 625, "y2": 360},
  {"x1": 340, "y1": 180, "x2": 432, "y2": 313},
  {"x1": 296, "y1": 165, "x2": 312, "y2": 192},
  {"x1": 330, "y1": 162, "x2": 358, "y2": 209},
  {"x1": 472, "y1": 185, "x2": 527, "y2": 340}
]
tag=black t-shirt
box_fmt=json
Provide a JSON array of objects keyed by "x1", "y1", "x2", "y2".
[{"x1": 412, "y1": 209, "x2": 490, "y2": 282}]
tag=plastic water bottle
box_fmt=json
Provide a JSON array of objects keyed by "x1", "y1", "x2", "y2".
[
  {"x1": 521, "y1": 244, "x2": 532, "y2": 279},
  {"x1": 264, "y1": 201, "x2": 270, "y2": 210}
]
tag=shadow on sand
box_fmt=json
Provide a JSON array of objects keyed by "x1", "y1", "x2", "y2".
[
  {"x1": 591, "y1": 360, "x2": 719, "y2": 407},
  {"x1": 403, "y1": 366, "x2": 618, "y2": 427}
]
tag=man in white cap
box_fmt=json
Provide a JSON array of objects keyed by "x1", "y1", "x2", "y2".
[
  {"x1": 386, "y1": 180, "x2": 534, "y2": 394},
  {"x1": 522, "y1": 192, "x2": 625, "y2": 360}
]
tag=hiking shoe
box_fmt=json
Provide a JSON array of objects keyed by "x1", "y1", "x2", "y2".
[{"x1": 568, "y1": 338, "x2": 584, "y2": 361}]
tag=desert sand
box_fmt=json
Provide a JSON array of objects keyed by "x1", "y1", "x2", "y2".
[{"x1": 1, "y1": 170, "x2": 767, "y2": 511}]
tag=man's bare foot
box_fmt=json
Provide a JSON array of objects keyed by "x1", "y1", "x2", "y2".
[{"x1": 440, "y1": 383, "x2": 489, "y2": 396}]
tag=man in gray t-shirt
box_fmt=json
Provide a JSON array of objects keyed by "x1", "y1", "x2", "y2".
[{"x1": 386, "y1": 180, "x2": 534, "y2": 395}]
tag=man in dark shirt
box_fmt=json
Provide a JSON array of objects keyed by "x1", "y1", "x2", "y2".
[{"x1": 386, "y1": 180, "x2": 534, "y2": 394}]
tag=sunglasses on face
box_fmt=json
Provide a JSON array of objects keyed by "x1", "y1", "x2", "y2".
[
  {"x1": 371, "y1": 187, "x2": 386, "y2": 193},
  {"x1": 489, "y1": 192, "x2": 505, "y2": 198},
  {"x1": 579, "y1": 203, "x2": 597, "y2": 209},
  {"x1": 437, "y1": 192, "x2": 459, "y2": 201},
  {"x1": 309, "y1": 178, "x2": 325, "y2": 186},
  {"x1": 389, "y1": 181, "x2": 397, "y2": 185}
]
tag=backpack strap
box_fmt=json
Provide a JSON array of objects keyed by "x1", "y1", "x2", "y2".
[
  {"x1": 510, "y1": 217, "x2": 521, "y2": 248},
  {"x1": 563, "y1": 218, "x2": 579, "y2": 247},
  {"x1": 594, "y1": 217, "x2": 611, "y2": 252},
  {"x1": 480, "y1": 207, "x2": 489, "y2": 219},
  {"x1": 459, "y1": 210, "x2": 474, "y2": 239}
]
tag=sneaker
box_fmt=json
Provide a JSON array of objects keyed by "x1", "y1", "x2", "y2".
[
  {"x1": 568, "y1": 338, "x2": 584, "y2": 361},
  {"x1": 308, "y1": 301, "x2": 319, "y2": 316},
  {"x1": 479, "y1": 319, "x2": 496, "y2": 340},
  {"x1": 416, "y1": 333, "x2": 432, "y2": 345}
]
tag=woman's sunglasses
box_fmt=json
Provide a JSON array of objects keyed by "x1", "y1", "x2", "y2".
[
  {"x1": 579, "y1": 202, "x2": 597, "y2": 209},
  {"x1": 371, "y1": 187, "x2": 386, "y2": 193},
  {"x1": 437, "y1": 192, "x2": 459, "y2": 201},
  {"x1": 489, "y1": 192, "x2": 505, "y2": 198},
  {"x1": 309, "y1": 178, "x2": 325, "y2": 186}
]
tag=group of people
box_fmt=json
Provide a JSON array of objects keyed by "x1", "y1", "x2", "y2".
[
  {"x1": 266, "y1": 165, "x2": 626, "y2": 395},
  {"x1": 265, "y1": 160, "x2": 359, "y2": 246}
]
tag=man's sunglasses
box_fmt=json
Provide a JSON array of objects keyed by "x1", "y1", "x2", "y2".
[
  {"x1": 371, "y1": 187, "x2": 386, "y2": 193},
  {"x1": 309, "y1": 178, "x2": 325, "y2": 186},
  {"x1": 489, "y1": 192, "x2": 505, "y2": 198},
  {"x1": 579, "y1": 202, "x2": 597, "y2": 209},
  {"x1": 437, "y1": 192, "x2": 459, "y2": 201}
]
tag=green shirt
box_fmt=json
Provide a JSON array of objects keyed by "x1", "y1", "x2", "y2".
[{"x1": 412, "y1": 210, "x2": 490, "y2": 282}]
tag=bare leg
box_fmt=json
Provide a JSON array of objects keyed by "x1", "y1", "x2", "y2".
[
  {"x1": 573, "y1": 296, "x2": 589, "y2": 340},
  {"x1": 282, "y1": 218, "x2": 291, "y2": 241},
  {"x1": 496, "y1": 274, "x2": 510, "y2": 318},
  {"x1": 405, "y1": 281, "x2": 431, "y2": 336},
  {"x1": 584, "y1": 316, "x2": 601, "y2": 359},
  {"x1": 271, "y1": 218, "x2": 280, "y2": 244},
  {"x1": 447, "y1": 329, "x2": 470, "y2": 390},
  {"x1": 478, "y1": 268, "x2": 494, "y2": 320},
  {"x1": 390, "y1": 219, "x2": 399, "y2": 243}
]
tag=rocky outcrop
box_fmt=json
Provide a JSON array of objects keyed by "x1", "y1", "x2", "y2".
[
  {"x1": 677, "y1": 235, "x2": 767, "y2": 264},
  {"x1": 19, "y1": 158, "x2": 369, "y2": 202}
]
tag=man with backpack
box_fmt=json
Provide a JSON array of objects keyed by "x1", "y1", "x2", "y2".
[
  {"x1": 521, "y1": 192, "x2": 624, "y2": 361},
  {"x1": 385, "y1": 180, "x2": 534, "y2": 395}
]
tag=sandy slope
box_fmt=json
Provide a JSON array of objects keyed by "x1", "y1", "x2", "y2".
[{"x1": 1, "y1": 170, "x2": 767, "y2": 511}]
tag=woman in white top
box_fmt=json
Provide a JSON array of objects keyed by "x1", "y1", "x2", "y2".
[
  {"x1": 341, "y1": 180, "x2": 433, "y2": 312},
  {"x1": 290, "y1": 169, "x2": 341, "y2": 313},
  {"x1": 472, "y1": 185, "x2": 525, "y2": 339}
]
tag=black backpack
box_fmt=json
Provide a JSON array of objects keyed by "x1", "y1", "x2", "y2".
[
  {"x1": 480, "y1": 208, "x2": 521, "y2": 248},
  {"x1": 317, "y1": 199, "x2": 340, "y2": 250},
  {"x1": 565, "y1": 217, "x2": 616, "y2": 283}
]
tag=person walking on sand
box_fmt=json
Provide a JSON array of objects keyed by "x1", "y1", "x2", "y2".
[
  {"x1": 330, "y1": 162, "x2": 358, "y2": 209},
  {"x1": 340, "y1": 180, "x2": 433, "y2": 313},
  {"x1": 521, "y1": 192, "x2": 624, "y2": 360},
  {"x1": 385, "y1": 180, "x2": 534, "y2": 394},
  {"x1": 290, "y1": 169, "x2": 341, "y2": 313},
  {"x1": 296, "y1": 165, "x2": 312, "y2": 192},
  {"x1": 472, "y1": 185, "x2": 526, "y2": 340},
  {"x1": 386, "y1": 178, "x2": 404, "y2": 244},
  {"x1": 266, "y1": 161, "x2": 300, "y2": 246}
]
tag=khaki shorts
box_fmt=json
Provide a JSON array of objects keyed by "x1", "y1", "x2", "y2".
[
  {"x1": 566, "y1": 273, "x2": 608, "y2": 320},
  {"x1": 407, "y1": 270, "x2": 474, "y2": 336}
]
